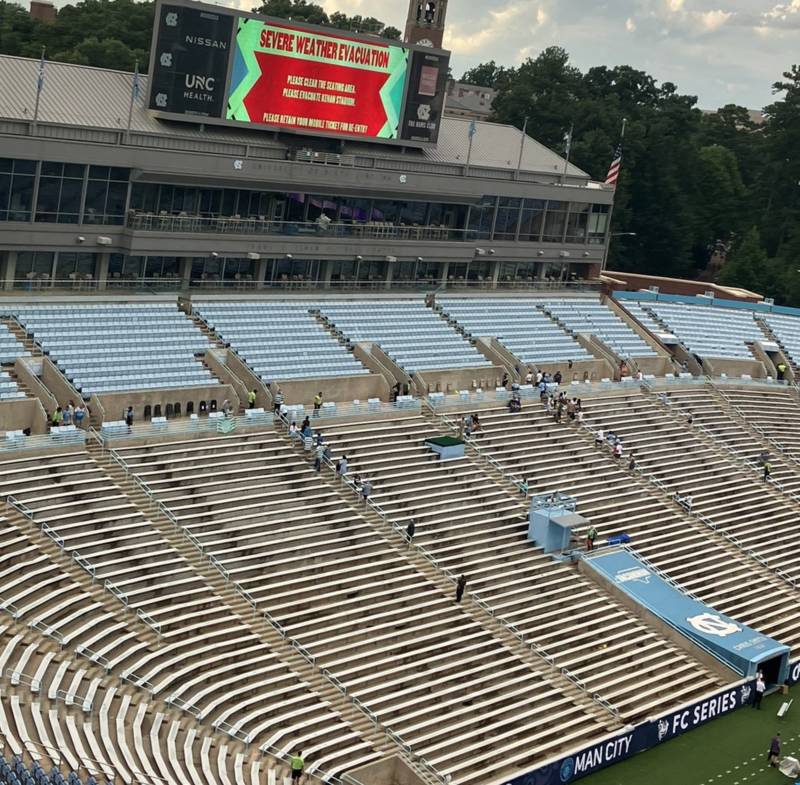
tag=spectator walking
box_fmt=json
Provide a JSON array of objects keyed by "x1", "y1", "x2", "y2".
[
  {"x1": 768, "y1": 733, "x2": 781, "y2": 767},
  {"x1": 51, "y1": 406, "x2": 63, "y2": 427},
  {"x1": 272, "y1": 387, "x2": 284, "y2": 414},
  {"x1": 595, "y1": 428, "x2": 604, "y2": 447},
  {"x1": 248, "y1": 389, "x2": 257, "y2": 408},
  {"x1": 754, "y1": 674, "x2": 765, "y2": 709},
  {"x1": 519, "y1": 478, "x2": 529, "y2": 495},
  {"x1": 627, "y1": 452, "x2": 636, "y2": 471},
  {"x1": 405, "y1": 519, "x2": 416, "y2": 546},
  {"x1": 613, "y1": 440, "x2": 624, "y2": 460},
  {"x1": 535, "y1": 370, "x2": 543, "y2": 385},
  {"x1": 777, "y1": 362, "x2": 787, "y2": 381},
  {"x1": 313, "y1": 391, "x2": 323, "y2": 416},
  {"x1": 63, "y1": 401, "x2": 74, "y2": 426},
  {"x1": 336, "y1": 455, "x2": 348, "y2": 479},
  {"x1": 471, "y1": 413, "x2": 482, "y2": 435},
  {"x1": 553, "y1": 371, "x2": 562, "y2": 385},
  {"x1": 763, "y1": 461, "x2": 771, "y2": 482},
  {"x1": 289, "y1": 420, "x2": 299, "y2": 443},
  {"x1": 124, "y1": 406, "x2": 134, "y2": 432},
  {"x1": 221, "y1": 399, "x2": 232, "y2": 417},
  {"x1": 74, "y1": 403, "x2": 86, "y2": 428},
  {"x1": 290, "y1": 750, "x2": 305, "y2": 781},
  {"x1": 687, "y1": 411, "x2": 694, "y2": 426},
  {"x1": 586, "y1": 525, "x2": 598, "y2": 551},
  {"x1": 361, "y1": 478, "x2": 372, "y2": 504},
  {"x1": 525, "y1": 369, "x2": 533, "y2": 384},
  {"x1": 455, "y1": 574, "x2": 467, "y2": 603},
  {"x1": 682, "y1": 493, "x2": 693, "y2": 513},
  {"x1": 501, "y1": 372, "x2": 509, "y2": 389},
  {"x1": 314, "y1": 442, "x2": 325, "y2": 472}
]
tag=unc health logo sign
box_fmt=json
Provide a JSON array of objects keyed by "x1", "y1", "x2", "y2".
[
  {"x1": 226, "y1": 18, "x2": 408, "y2": 140},
  {"x1": 504, "y1": 682, "x2": 755, "y2": 785}
]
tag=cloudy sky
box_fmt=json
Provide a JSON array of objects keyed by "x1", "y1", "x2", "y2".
[{"x1": 317, "y1": 0, "x2": 799, "y2": 109}]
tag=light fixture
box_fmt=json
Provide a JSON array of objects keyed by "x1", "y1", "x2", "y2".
[
  {"x1": 211, "y1": 251, "x2": 219, "y2": 258},
  {"x1": 355, "y1": 255, "x2": 363, "y2": 261},
  {"x1": 247, "y1": 252, "x2": 260, "y2": 260},
  {"x1": 537, "y1": 250, "x2": 545, "y2": 257},
  {"x1": 286, "y1": 254, "x2": 294, "y2": 260},
  {"x1": 96, "y1": 236, "x2": 112, "y2": 246},
  {"x1": 417, "y1": 256, "x2": 424, "y2": 262},
  {"x1": 474, "y1": 248, "x2": 486, "y2": 256},
  {"x1": 76, "y1": 236, "x2": 85, "y2": 244},
  {"x1": 559, "y1": 251, "x2": 571, "y2": 258},
  {"x1": 385, "y1": 255, "x2": 397, "y2": 262}
]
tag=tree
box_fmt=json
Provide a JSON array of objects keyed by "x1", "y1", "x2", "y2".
[
  {"x1": 254, "y1": 0, "x2": 399, "y2": 37},
  {"x1": 460, "y1": 60, "x2": 505, "y2": 88},
  {"x1": 718, "y1": 227, "x2": 770, "y2": 293}
]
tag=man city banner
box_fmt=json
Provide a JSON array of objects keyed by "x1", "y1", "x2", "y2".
[
  {"x1": 583, "y1": 548, "x2": 789, "y2": 679},
  {"x1": 506, "y1": 681, "x2": 755, "y2": 785},
  {"x1": 226, "y1": 17, "x2": 408, "y2": 140}
]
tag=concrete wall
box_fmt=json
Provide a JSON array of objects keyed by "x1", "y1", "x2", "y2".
[
  {"x1": 474, "y1": 337, "x2": 517, "y2": 376},
  {"x1": 41, "y1": 356, "x2": 83, "y2": 407},
  {"x1": 14, "y1": 357, "x2": 57, "y2": 413},
  {"x1": 602, "y1": 271, "x2": 762, "y2": 302},
  {"x1": 278, "y1": 373, "x2": 389, "y2": 406},
  {"x1": 352, "y1": 343, "x2": 407, "y2": 387},
  {"x1": 343, "y1": 756, "x2": 426, "y2": 785},
  {"x1": 224, "y1": 351, "x2": 273, "y2": 407},
  {"x1": 0, "y1": 398, "x2": 48, "y2": 435},
  {"x1": 91, "y1": 383, "x2": 237, "y2": 423},
  {"x1": 204, "y1": 349, "x2": 257, "y2": 408},
  {"x1": 414, "y1": 365, "x2": 505, "y2": 395},
  {"x1": 701, "y1": 356, "x2": 766, "y2": 380}
]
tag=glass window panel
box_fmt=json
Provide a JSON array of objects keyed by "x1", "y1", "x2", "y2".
[
  {"x1": 58, "y1": 179, "x2": 82, "y2": 222},
  {"x1": 63, "y1": 163, "x2": 85, "y2": 179},
  {"x1": 565, "y1": 202, "x2": 590, "y2": 243},
  {"x1": 542, "y1": 200, "x2": 568, "y2": 243},
  {"x1": 9, "y1": 175, "x2": 34, "y2": 220},
  {"x1": 589, "y1": 204, "x2": 610, "y2": 244},
  {"x1": 0, "y1": 173, "x2": 10, "y2": 219},
  {"x1": 36, "y1": 177, "x2": 60, "y2": 221},
  {"x1": 89, "y1": 165, "x2": 110, "y2": 179},
  {"x1": 109, "y1": 167, "x2": 129, "y2": 181},
  {"x1": 41, "y1": 161, "x2": 62, "y2": 176},
  {"x1": 83, "y1": 181, "x2": 107, "y2": 223},
  {"x1": 14, "y1": 159, "x2": 36, "y2": 175},
  {"x1": 17, "y1": 251, "x2": 53, "y2": 278},
  {"x1": 0, "y1": 159, "x2": 12, "y2": 173},
  {"x1": 105, "y1": 182, "x2": 127, "y2": 219}
]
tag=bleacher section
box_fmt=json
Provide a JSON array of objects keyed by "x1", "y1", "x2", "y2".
[
  {"x1": 317, "y1": 415, "x2": 723, "y2": 720},
  {"x1": 437, "y1": 298, "x2": 594, "y2": 366},
  {"x1": 0, "y1": 448, "x2": 375, "y2": 781},
  {"x1": 0, "y1": 323, "x2": 31, "y2": 366},
  {"x1": 619, "y1": 301, "x2": 668, "y2": 337},
  {"x1": 542, "y1": 299, "x2": 658, "y2": 359},
  {"x1": 461, "y1": 399, "x2": 800, "y2": 653},
  {"x1": 763, "y1": 313, "x2": 800, "y2": 369},
  {"x1": 194, "y1": 301, "x2": 370, "y2": 381},
  {"x1": 318, "y1": 300, "x2": 492, "y2": 372},
  {"x1": 637, "y1": 302, "x2": 763, "y2": 359},
  {"x1": 0, "y1": 371, "x2": 27, "y2": 401},
  {"x1": 8, "y1": 304, "x2": 214, "y2": 396},
  {"x1": 114, "y1": 431, "x2": 604, "y2": 785}
]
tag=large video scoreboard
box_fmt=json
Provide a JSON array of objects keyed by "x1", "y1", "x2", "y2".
[{"x1": 147, "y1": 0, "x2": 451, "y2": 146}]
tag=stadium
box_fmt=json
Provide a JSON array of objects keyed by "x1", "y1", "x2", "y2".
[{"x1": 0, "y1": 1, "x2": 799, "y2": 785}]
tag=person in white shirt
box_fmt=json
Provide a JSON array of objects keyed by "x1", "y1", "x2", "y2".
[{"x1": 754, "y1": 674, "x2": 766, "y2": 709}]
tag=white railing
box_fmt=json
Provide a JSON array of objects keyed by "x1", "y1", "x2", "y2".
[
  {"x1": 91, "y1": 411, "x2": 274, "y2": 446},
  {"x1": 321, "y1": 450, "x2": 619, "y2": 721},
  {"x1": 4, "y1": 494, "x2": 162, "y2": 638},
  {"x1": 0, "y1": 430, "x2": 87, "y2": 452}
]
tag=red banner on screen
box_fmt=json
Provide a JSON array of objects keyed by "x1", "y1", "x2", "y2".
[{"x1": 242, "y1": 52, "x2": 395, "y2": 137}]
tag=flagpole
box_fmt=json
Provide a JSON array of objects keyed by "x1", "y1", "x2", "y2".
[
  {"x1": 32, "y1": 46, "x2": 45, "y2": 133},
  {"x1": 126, "y1": 59, "x2": 139, "y2": 142},
  {"x1": 561, "y1": 122, "x2": 573, "y2": 185},
  {"x1": 514, "y1": 116, "x2": 528, "y2": 180},
  {"x1": 465, "y1": 120, "x2": 476, "y2": 176},
  {"x1": 601, "y1": 118, "x2": 628, "y2": 272}
]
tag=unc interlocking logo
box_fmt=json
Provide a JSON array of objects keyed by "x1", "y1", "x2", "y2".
[
  {"x1": 740, "y1": 684, "x2": 752, "y2": 704},
  {"x1": 686, "y1": 613, "x2": 741, "y2": 638},
  {"x1": 657, "y1": 719, "x2": 670, "y2": 741},
  {"x1": 159, "y1": 52, "x2": 173, "y2": 67},
  {"x1": 165, "y1": 11, "x2": 178, "y2": 26},
  {"x1": 154, "y1": 93, "x2": 168, "y2": 108},
  {"x1": 399, "y1": 174, "x2": 407, "y2": 183},
  {"x1": 233, "y1": 160, "x2": 243, "y2": 170},
  {"x1": 417, "y1": 103, "x2": 431, "y2": 121},
  {"x1": 559, "y1": 758, "x2": 575, "y2": 782}
]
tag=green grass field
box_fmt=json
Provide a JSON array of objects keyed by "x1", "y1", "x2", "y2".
[{"x1": 580, "y1": 687, "x2": 800, "y2": 785}]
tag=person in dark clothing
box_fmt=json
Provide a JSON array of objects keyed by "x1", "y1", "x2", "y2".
[
  {"x1": 405, "y1": 519, "x2": 416, "y2": 546},
  {"x1": 553, "y1": 371, "x2": 562, "y2": 385},
  {"x1": 768, "y1": 733, "x2": 781, "y2": 766},
  {"x1": 455, "y1": 574, "x2": 467, "y2": 603},
  {"x1": 501, "y1": 372, "x2": 509, "y2": 389},
  {"x1": 125, "y1": 406, "x2": 134, "y2": 432},
  {"x1": 763, "y1": 461, "x2": 771, "y2": 482}
]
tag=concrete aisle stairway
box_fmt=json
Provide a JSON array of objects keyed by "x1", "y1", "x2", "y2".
[
  {"x1": 316, "y1": 414, "x2": 725, "y2": 725},
  {"x1": 110, "y1": 428, "x2": 612, "y2": 785}
]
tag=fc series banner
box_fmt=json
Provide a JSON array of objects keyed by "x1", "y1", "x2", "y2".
[{"x1": 148, "y1": 0, "x2": 450, "y2": 146}]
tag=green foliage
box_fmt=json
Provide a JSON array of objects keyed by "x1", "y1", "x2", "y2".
[
  {"x1": 254, "y1": 0, "x2": 399, "y2": 38},
  {"x1": 477, "y1": 48, "x2": 800, "y2": 297}
]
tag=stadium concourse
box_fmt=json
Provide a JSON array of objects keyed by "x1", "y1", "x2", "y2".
[{"x1": 0, "y1": 286, "x2": 799, "y2": 785}]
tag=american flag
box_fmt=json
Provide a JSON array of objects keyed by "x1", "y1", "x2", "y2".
[{"x1": 605, "y1": 142, "x2": 622, "y2": 186}]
